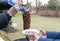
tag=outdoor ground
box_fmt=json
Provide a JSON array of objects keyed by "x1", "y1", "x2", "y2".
[{"x1": 1, "y1": 12, "x2": 60, "y2": 41}]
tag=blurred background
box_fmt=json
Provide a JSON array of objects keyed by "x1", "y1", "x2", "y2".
[{"x1": 0, "y1": 0, "x2": 60, "y2": 41}]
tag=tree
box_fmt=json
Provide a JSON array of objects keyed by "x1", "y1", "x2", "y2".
[
  {"x1": 46, "y1": 0, "x2": 58, "y2": 10},
  {"x1": 35, "y1": 0, "x2": 41, "y2": 12},
  {"x1": 46, "y1": 0, "x2": 60, "y2": 17},
  {"x1": 36, "y1": 0, "x2": 38, "y2": 13},
  {"x1": 18, "y1": 0, "x2": 22, "y2": 2},
  {"x1": 38, "y1": 0, "x2": 41, "y2": 11}
]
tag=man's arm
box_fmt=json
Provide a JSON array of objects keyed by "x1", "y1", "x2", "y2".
[
  {"x1": 40, "y1": 30, "x2": 60, "y2": 39},
  {"x1": 46, "y1": 31, "x2": 60, "y2": 39},
  {"x1": 32, "y1": 30, "x2": 60, "y2": 41},
  {"x1": 0, "y1": 12, "x2": 11, "y2": 29},
  {"x1": 0, "y1": 6, "x2": 18, "y2": 29},
  {"x1": 38, "y1": 31, "x2": 60, "y2": 41}
]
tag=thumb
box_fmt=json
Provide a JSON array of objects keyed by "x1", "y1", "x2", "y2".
[{"x1": 39, "y1": 29, "x2": 46, "y2": 36}]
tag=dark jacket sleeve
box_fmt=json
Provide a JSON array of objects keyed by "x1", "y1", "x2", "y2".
[
  {"x1": 38, "y1": 31, "x2": 60, "y2": 41},
  {"x1": 38, "y1": 38, "x2": 60, "y2": 41},
  {"x1": 46, "y1": 31, "x2": 60, "y2": 39},
  {"x1": 38, "y1": 38, "x2": 53, "y2": 41},
  {"x1": 0, "y1": 12, "x2": 11, "y2": 29}
]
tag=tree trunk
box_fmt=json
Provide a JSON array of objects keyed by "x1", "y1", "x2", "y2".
[
  {"x1": 22, "y1": 11, "x2": 31, "y2": 30},
  {"x1": 38, "y1": 0, "x2": 41, "y2": 11},
  {"x1": 21, "y1": 0, "x2": 23, "y2": 3},
  {"x1": 36, "y1": 0, "x2": 38, "y2": 13}
]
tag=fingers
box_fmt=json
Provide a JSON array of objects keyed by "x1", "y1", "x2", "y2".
[{"x1": 40, "y1": 29, "x2": 47, "y2": 36}]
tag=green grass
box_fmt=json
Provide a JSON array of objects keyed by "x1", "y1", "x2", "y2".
[
  {"x1": 2, "y1": 12, "x2": 60, "y2": 41},
  {"x1": 31, "y1": 15, "x2": 60, "y2": 31}
]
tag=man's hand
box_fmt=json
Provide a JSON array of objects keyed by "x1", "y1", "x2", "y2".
[{"x1": 40, "y1": 29, "x2": 47, "y2": 38}]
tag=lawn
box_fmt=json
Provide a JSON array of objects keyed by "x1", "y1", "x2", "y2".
[{"x1": 2, "y1": 12, "x2": 60, "y2": 41}]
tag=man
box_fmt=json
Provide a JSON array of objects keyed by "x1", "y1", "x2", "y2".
[{"x1": 0, "y1": 0, "x2": 26, "y2": 29}]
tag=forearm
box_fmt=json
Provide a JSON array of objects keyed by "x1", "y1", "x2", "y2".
[{"x1": 46, "y1": 31, "x2": 59, "y2": 39}]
